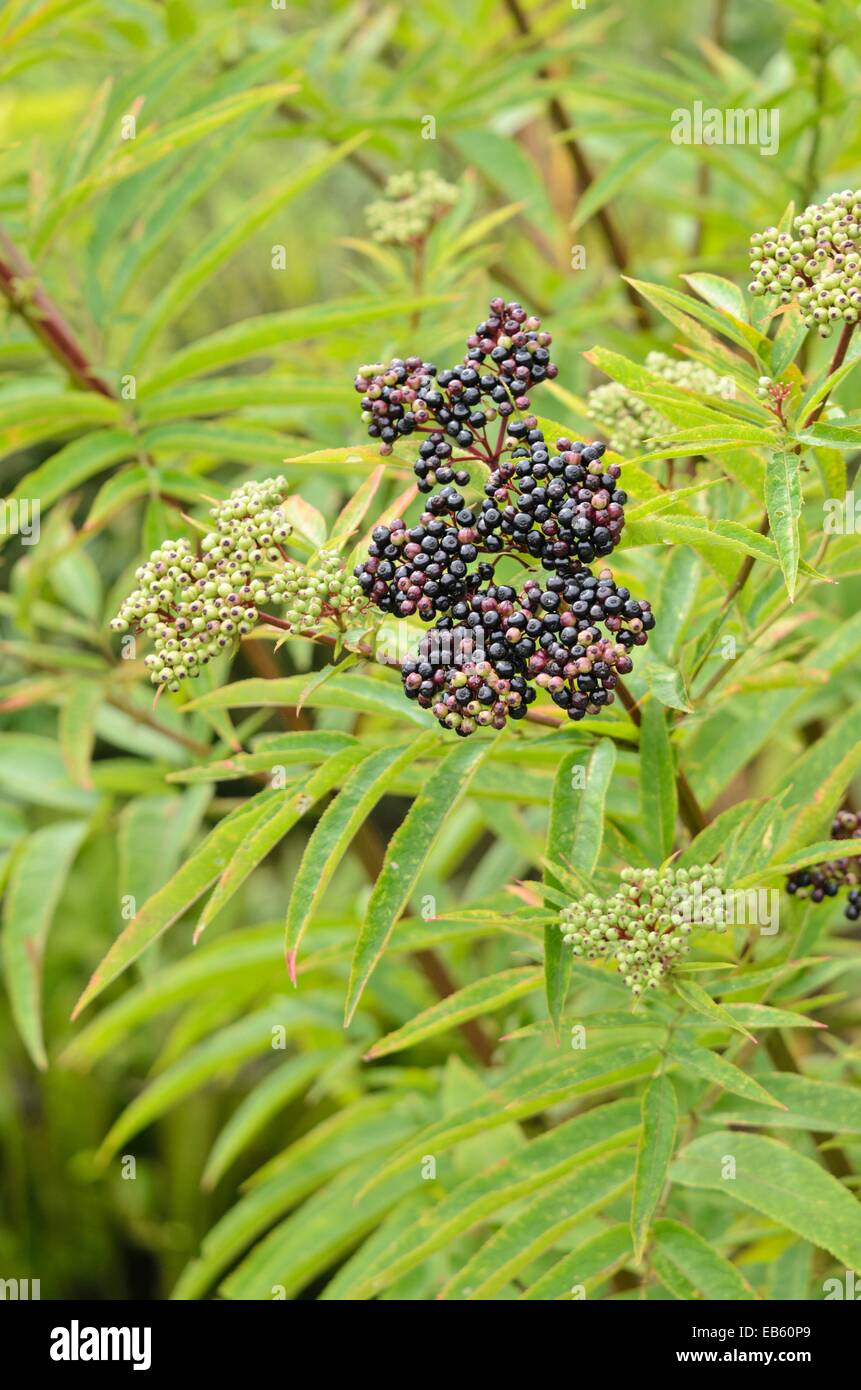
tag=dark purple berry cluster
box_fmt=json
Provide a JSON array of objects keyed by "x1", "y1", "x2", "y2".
[
  {"x1": 556, "y1": 569, "x2": 655, "y2": 645},
  {"x1": 402, "y1": 611, "x2": 534, "y2": 736},
  {"x1": 401, "y1": 571, "x2": 652, "y2": 736},
  {"x1": 354, "y1": 298, "x2": 557, "y2": 467},
  {"x1": 463, "y1": 297, "x2": 557, "y2": 411},
  {"x1": 353, "y1": 357, "x2": 438, "y2": 453},
  {"x1": 786, "y1": 810, "x2": 861, "y2": 917},
  {"x1": 353, "y1": 487, "x2": 485, "y2": 620},
  {"x1": 353, "y1": 299, "x2": 657, "y2": 734},
  {"x1": 479, "y1": 424, "x2": 627, "y2": 570}
]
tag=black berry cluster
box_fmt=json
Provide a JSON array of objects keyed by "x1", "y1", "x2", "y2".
[
  {"x1": 401, "y1": 570, "x2": 653, "y2": 735},
  {"x1": 354, "y1": 298, "x2": 557, "y2": 463},
  {"x1": 786, "y1": 809, "x2": 861, "y2": 918},
  {"x1": 478, "y1": 424, "x2": 627, "y2": 571},
  {"x1": 353, "y1": 486, "x2": 483, "y2": 620},
  {"x1": 401, "y1": 608, "x2": 535, "y2": 736},
  {"x1": 463, "y1": 298, "x2": 557, "y2": 410},
  {"x1": 354, "y1": 300, "x2": 657, "y2": 734}
]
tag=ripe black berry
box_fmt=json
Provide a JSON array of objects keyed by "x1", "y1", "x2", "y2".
[{"x1": 785, "y1": 809, "x2": 861, "y2": 909}]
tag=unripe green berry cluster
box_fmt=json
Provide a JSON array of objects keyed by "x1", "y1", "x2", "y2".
[
  {"x1": 587, "y1": 352, "x2": 727, "y2": 454},
  {"x1": 748, "y1": 190, "x2": 861, "y2": 338},
  {"x1": 111, "y1": 477, "x2": 292, "y2": 689},
  {"x1": 365, "y1": 171, "x2": 458, "y2": 246},
  {"x1": 111, "y1": 478, "x2": 365, "y2": 693},
  {"x1": 560, "y1": 864, "x2": 727, "y2": 997},
  {"x1": 276, "y1": 549, "x2": 365, "y2": 629}
]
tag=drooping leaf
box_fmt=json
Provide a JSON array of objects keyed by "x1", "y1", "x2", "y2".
[
  {"x1": 284, "y1": 735, "x2": 437, "y2": 978},
  {"x1": 631, "y1": 1074, "x2": 677, "y2": 1262},
  {"x1": 2, "y1": 819, "x2": 88, "y2": 1067},
  {"x1": 653, "y1": 1218, "x2": 757, "y2": 1300},
  {"x1": 439, "y1": 1150, "x2": 636, "y2": 1300},
  {"x1": 764, "y1": 449, "x2": 803, "y2": 600},
  {"x1": 671, "y1": 1131, "x2": 861, "y2": 1270},
  {"x1": 640, "y1": 702, "x2": 676, "y2": 861},
  {"x1": 344, "y1": 736, "x2": 497, "y2": 1023},
  {"x1": 71, "y1": 791, "x2": 279, "y2": 1017},
  {"x1": 668, "y1": 1038, "x2": 784, "y2": 1109},
  {"x1": 365, "y1": 967, "x2": 542, "y2": 1060},
  {"x1": 543, "y1": 739, "x2": 615, "y2": 1034}
]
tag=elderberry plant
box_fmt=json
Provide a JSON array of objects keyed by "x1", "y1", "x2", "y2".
[{"x1": 6, "y1": 0, "x2": 861, "y2": 1308}]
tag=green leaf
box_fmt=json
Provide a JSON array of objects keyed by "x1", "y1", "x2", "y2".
[
  {"x1": 640, "y1": 702, "x2": 676, "y2": 860},
  {"x1": 71, "y1": 792, "x2": 279, "y2": 1017},
  {"x1": 2, "y1": 820, "x2": 88, "y2": 1067},
  {"x1": 33, "y1": 83, "x2": 300, "y2": 251},
  {"x1": 194, "y1": 746, "x2": 367, "y2": 942},
  {"x1": 572, "y1": 138, "x2": 662, "y2": 230},
  {"x1": 58, "y1": 679, "x2": 103, "y2": 789},
  {"x1": 284, "y1": 735, "x2": 437, "y2": 979},
  {"x1": 795, "y1": 421, "x2": 861, "y2": 450},
  {"x1": 749, "y1": 837, "x2": 861, "y2": 885},
  {"x1": 440, "y1": 1150, "x2": 635, "y2": 1300},
  {"x1": 201, "y1": 1050, "x2": 337, "y2": 1190},
  {"x1": 186, "y1": 674, "x2": 432, "y2": 727},
  {"x1": 142, "y1": 295, "x2": 453, "y2": 394},
  {"x1": 796, "y1": 350, "x2": 861, "y2": 424},
  {"x1": 764, "y1": 450, "x2": 803, "y2": 600},
  {"x1": 668, "y1": 1038, "x2": 785, "y2": 1109},
  {"x1": 358, "y1": 1040, "x2": 659, "y2": 1200},
  {"x1": 365, "y1": 967, "x2": 542, "y2": 1060},
  {"x1": 345, "y1": 736, "x2": 496, "y2": 1023},
  {"x1": 126, "y1": 136, "x2": 367, "y2": 363},
  {"x1": 673, "y1": 978, "x2": 757, "y2": 1043},
  {"x1": 631, "y1": 1074, "x2": 677, "y2": 1262},
  {"x1": 682, "y1": 273, "x2": 748, "y2": 322},
  {"x1": 60, "y1": 930, "x2": 282, "y2": 1069},
  {"x1": 626, "y1": 276, "x2": 769, "y2": 360},
  {"x1": 173, "y1": 1097, "x2": 418, "y2": 1299},
  {"x1": 95, "y1": 999, "x2": 328, "y2": 1161},
  {"x1": 646, "y1": 658, "x2": 693, "y2": 713},
  {"x1": 671, "y1": 1131, "x2": 861, "y2": 1269},
  {"x1": 219, "y1": 1152, "x2": 418, "y2": 1300},
  {"x1": 519, "y1": 1225, "x2": 633, "y2": 1300},
  {"x1": 4, "y1": 430, "x2": 136, "y2": 531},
  {"x1": 653, "y1": 1218, "x2": 757, "y2": 1300},
  {"x1": 708, "y1": 1073, "x2": 861, "y2": 1133},
  {"x1": 771, "y1": 303, "x2": 809, "y2": 376},
  {"x1": 343, "y1": 1099, "x2": 640, "y2": 1299},
  {"x1": 327, "y1": 466, "x2": 386, "y2": 549},
  {"x1": 180, "y1": 1099, "x2": 418, "y2": 1298},
  {"x1": 651, "y1": 548, "x2": 701, "y2": 663},
  {"x1": 280, "y1": 494, "x2": 327, "y2": 549},
  {"x1": 544, "y1": 739, "x2": 615, "y2": 1034},
  {"x1": 85, "y1": 466, "x2": 152, "y2": 530}
]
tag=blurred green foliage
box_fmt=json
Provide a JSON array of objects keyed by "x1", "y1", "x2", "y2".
[{"x1": 1, "y1": 0, "x2": 861, "y2": 1302}]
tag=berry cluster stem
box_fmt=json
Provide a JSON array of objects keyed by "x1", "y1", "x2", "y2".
[
  {"x1": 0, "y1": 226, "x2": 115, "y2": 397},
  {"x1": 616, "y1": 678, "x2": 707, "y2": 837},
  {"x1": 501, "y1": 0, "x2": 650, "y2": 330}
]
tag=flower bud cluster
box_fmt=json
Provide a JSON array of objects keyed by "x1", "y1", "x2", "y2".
[
  {"x1": 365, "y1": 171, "x2": 458, "y2": 246},
  {"x1": 560, "y1": 864, "x2": 727, "y2": 996},
  {"x1": 587, "y1": 352, "x2": 727, "y2": 454},
  {"x1": 748, "y1": 190, "x2": 861, "y2": 338},
  {"x1": 110, "y1": 479, "x2": 364, "y2": 691}
]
